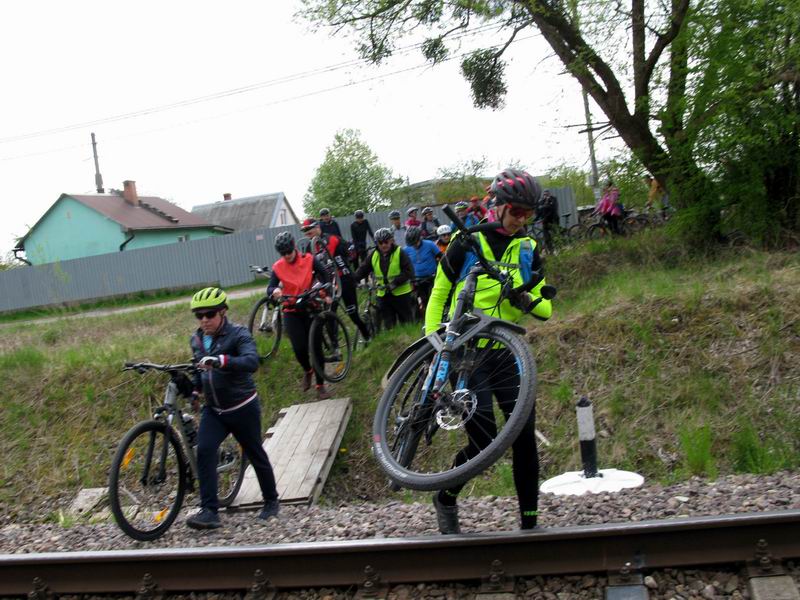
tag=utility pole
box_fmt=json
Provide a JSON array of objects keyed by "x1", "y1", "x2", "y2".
[
  {"x1": 91, "y1": 132, "x2": 105, "y2": 194},
  {"x1": 570, "y1": 0, "x2": 601, "y2": 200},
  {"x1": 582, "y1": 90, "x2": 601, "y2": 200}
]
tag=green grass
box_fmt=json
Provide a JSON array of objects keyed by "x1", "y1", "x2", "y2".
[{"x1": 0, "y1": 232, "x2": 798, "y2": 521}]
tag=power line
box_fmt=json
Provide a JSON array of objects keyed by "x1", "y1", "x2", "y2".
[
  {"x1": 0, "y1": 23, "x2": 504, "y2": 146},
  {"x1": 1, "y1": 32, "x2": 538, "y2": 162}
]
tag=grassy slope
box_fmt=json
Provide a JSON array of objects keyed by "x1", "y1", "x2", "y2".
[{"x1": 1, "y1": 231, "x2": 797, "y2": 520}]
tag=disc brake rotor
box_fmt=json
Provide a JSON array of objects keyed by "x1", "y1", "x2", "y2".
[{"x1": 436, "y1": 389, "x2": 478, "y2": 431}]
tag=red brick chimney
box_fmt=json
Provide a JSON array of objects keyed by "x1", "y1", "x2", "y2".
[
  {"x1": 223, "y1": 193, "x2": 232, "y2": 201},
  {"x1": 122, "y1": 180, "x2": 139, "y2": 206}
]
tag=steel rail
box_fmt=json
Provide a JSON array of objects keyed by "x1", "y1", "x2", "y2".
[{"x1": 2, "y1": 510, "x2": 799, "y2": 595}]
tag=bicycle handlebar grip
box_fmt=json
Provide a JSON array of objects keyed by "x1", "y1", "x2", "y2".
[
  {"x1": 467, "y1": 221, "x2": 503, "y2": 235},
  {"x1": 540, "y1": 284, "x2": 557, "y2": 300}
]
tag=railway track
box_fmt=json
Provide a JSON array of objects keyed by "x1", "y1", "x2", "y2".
[{"x1": 3, "y1": 509, "x2": 799, "y2": 597}]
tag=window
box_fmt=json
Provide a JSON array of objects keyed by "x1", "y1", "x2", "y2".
[
  {"x1": 178, "y1": 234, "x2": 190, "y2": 242},
  {"x1": 278, "y1": 209, "x2": 287, "y2": 225}
]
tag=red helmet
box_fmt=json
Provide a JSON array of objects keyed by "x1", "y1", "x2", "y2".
[{"x1": 301, "y1": 218, "x2": 318, "y2": 232}]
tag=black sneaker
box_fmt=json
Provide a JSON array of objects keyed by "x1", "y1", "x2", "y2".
[
  {"x1": 186, "y1": 508, "x2": 221, "y2": 530},
  {"x1": 432, "y1": 494, "x2": 460, "y2": 534},
  {"x1": 258, "y1": 499, "x2": 280, "y2": 521}
]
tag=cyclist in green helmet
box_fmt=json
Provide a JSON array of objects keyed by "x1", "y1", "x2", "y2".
[{"x1": 187, "y1": 287, "x2": 279, "y2": 530}]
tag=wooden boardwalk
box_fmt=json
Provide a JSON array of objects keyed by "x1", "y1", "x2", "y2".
[{"x1": 232, "y1": 397, "x2": 352, "y2": 507}]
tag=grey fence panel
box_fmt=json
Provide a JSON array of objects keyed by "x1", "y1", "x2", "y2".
[{"x1": 0, "y1": 188, "x2": 575, "y2": 313}]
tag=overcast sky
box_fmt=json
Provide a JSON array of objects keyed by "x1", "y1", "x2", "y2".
[{"x1": 0, "y1": 1, "x2": 620, "y2": 256}]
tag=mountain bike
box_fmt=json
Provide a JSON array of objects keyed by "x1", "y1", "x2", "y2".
[
  {"x1": 353, "y1": 275, "x2": 382, "y2": 347},
  {"x1": 108, "y1": 362, "x2": 247, "y2": 541},
  {"x1": 282, "y1": 282, "x2": 352, "y2": 383},
  {"x1": 247, "y1": 265, "x2": 282, "y2": 361},
  {"x1": 373, "y1": 206, "x2": 556, "y2": 491}
]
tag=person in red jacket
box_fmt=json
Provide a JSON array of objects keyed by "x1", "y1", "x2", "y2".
[
  {"x1": 267, "y1": 232, "x2": 332, "y2": 400},
  {"x1": 300, "y1": 219, "x2": 371, "y2": 343},
  {"x1": 405, "y1": 206, "x2": 422, "y2": 228}
]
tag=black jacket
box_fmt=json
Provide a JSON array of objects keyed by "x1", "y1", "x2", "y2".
[
  {"x1": 190, "y1": 318, "x2": 259, "y2": 411},
  {"x1": 320, "y1": 219, "x2": 342, "y2": 238}
]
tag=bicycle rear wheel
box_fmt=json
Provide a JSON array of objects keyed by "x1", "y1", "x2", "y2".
[
  {"x1": 247, "y1": 297, "x2": 282, "y2": 361},
  {"x1": 587, "y1": 223, "x2": 609, "y2": 239},
  {"x1": 373, "y1": 324, "x2": 536, "y2": 491},
  {"x1": 310, "y1": 311, "x2": 352, "y2": 383},
  {"x1": 108, "y1": 420, "x2": 187, "y2": 541},
  {"x1": 217, "y1": 435, "x2": 247, "y2": 507}
]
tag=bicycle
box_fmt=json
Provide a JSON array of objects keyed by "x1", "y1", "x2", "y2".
[
  {"x1": 586, "y1": 209, "x2": 642, "y2": 239},
  {"x1": 372, "y1": 206, "x2": 556, "y2": 491},
  {"x1": 281, "y1": 281, "x2": 353, "y2": 383},
  {"x1": 411, "y1": 275, "x2": 435, "y2": 321},
  {"x1": 247, "y1": 265, "x2": 282, "y2": 361},
  {"x1": 353, "y1": 275, "x2": 383, "y2": 345},
  {"x1": 108, "y1": 362, "x2": 247, "y2": 541}
]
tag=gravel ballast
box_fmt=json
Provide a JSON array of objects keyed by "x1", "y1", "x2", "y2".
[{"x1": 1, "y1": 472, "x2": 798, "y2": 554}]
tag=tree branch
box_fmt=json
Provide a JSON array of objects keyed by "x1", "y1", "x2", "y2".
[{"x1": 643, "y1": 0, "x2": 690, "y2": 84}]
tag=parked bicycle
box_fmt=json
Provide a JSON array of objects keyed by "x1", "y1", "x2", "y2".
[
  {"x1": 108, "y1": 362, "x2": 246, "y2": 541},
  {"x1": 247, "y1": 265, "x2": 282, "y2": 361},
  {"x1": 283, "y1": 281, "x2": 352, "y2": 383},
  {"x1": 372, "y1": 206, "x2": 556, "y2": 491}
]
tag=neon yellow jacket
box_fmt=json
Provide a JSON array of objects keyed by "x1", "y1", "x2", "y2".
[{"x1": 424, "y1": 231, "x2": 552, "y2": 335}]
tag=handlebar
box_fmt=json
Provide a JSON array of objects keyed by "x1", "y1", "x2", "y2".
[
  {"x1": 123, "y1": 361, "x2": 199, "y2": 374},
  {"x1": 250, "y1": 265, "x2": 270, "y2": 276},
  {"x1": 277, "y1": 281, "x2": 332, "y2": 304},
  {"x1": 442, "y1": 204, "x2": 557, "y2": 309}
]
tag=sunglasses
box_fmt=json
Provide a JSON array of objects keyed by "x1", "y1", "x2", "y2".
[
  {"x1": 194, "y1": 309, "x2": 219, "y2": 320},
  {"x1": 508, "y1": 206, "x2": 535, "y2": 219}
]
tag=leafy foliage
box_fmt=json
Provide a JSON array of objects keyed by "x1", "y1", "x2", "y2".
[
  {"x1": 303, "y1": 129, "x2": 402, "y2": 217},
  {"x1": 300, "y1": 0, "x2": 800, "y2": 245}
]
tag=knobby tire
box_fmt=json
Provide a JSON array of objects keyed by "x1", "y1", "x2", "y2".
[
  {"x1": 373, "y1": 324, "x2": 536, "y2": 491},
  {"x1": 108, "y1": 420, "x2": 187, "y2": 542}
]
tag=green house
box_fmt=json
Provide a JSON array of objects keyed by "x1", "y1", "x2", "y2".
[{"x1": 15, "y1": 181, "x2": 232, "y2": 265}]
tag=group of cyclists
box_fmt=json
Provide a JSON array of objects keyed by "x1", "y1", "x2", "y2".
[{"x1": 183, "y1": 168, "x2": 553, "y2": 536}]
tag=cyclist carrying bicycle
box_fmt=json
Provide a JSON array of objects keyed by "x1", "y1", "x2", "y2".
[
  {"x1": 404, "y1": 225, "x2": 441, "y2": 318},
  {"x1": 187, "y1": 287, "x2": 280, "y2": 530},
  {"x1": 354, "y1": 227, "x2": 415, "y2": 329},
  {"x1": 301, "y1": 219, "x2": 372, "y2": 344},
  {"x1": 268, "y1": 232, "x2": 333, "y2": 400},
  {"x1": 425, "y1": 168, "x2": 553, "y2": 534}
]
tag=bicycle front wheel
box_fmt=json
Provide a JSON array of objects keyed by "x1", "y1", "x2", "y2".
[
  {"x1": 108, "y1": 420, "x2": 187, "y2": 541},
  {"x1": 310, "y1": 311, "x2": 352, "y2": 383},
  {"x1": 373, "y1": 324, "x2": 536, "y2": 491},
  {"x1": 247, "y1": 297, "x2": 282, "y2": 361},
  {"x1": 217, "y1": 435, "x2": 247, "y2": 507}
]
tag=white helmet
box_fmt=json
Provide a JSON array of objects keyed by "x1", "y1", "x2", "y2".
[{"x1": 436, "y1": 224, "x2": 452, "y2": 236}]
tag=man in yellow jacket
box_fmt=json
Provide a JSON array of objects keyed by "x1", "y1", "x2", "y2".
[{"x1": 425, "y1": 168, "x2": 552, "y2": 534}]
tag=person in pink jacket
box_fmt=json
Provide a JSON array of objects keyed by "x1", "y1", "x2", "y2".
[{"x1": 596, "y1": 180, "x2": 622, "y2": 234}]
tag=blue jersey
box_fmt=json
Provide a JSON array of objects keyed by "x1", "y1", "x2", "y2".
[{"x1": 404, "y1": 239, "x2": 441, "y2": 278}]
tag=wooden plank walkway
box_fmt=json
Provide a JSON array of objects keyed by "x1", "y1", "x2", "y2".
[{"x1": 232, "y1": 397, "x2": 352, "y2": 508}]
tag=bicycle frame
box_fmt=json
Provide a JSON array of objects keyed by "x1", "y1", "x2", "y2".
[{"x1": 154, "y1": 379, "x2": 198, "y2": 480}]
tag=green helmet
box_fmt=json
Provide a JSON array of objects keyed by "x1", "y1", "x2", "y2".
[{"x1": 190, "y1": 287, "x2": 228, "y2": 311}]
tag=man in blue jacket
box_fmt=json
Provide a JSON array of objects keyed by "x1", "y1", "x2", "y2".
[
  {"x1": 404, "y1": 226, "x2": 441, "y2": 318},
  {"x1": 187, "y1": 287, "x2": 279, "y2": 530}
]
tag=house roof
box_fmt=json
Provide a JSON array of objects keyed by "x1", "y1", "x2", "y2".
[
  {"x1": 15, "y1": 193, "x2": 231, "y2": 249},
  {"x1": 191, "y1": 193, "x2": 298, "y2": 232}
]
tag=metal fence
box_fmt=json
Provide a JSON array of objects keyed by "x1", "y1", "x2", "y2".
[{"x1": 0, "y1": 187, "x2": 576, "y2": 313}]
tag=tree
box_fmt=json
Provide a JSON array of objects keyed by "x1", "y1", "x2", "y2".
[
  {"x1": 435, "y1": 157, "x2": 492, "y2": 203},
  {"x1": 301, "y1": 0, "x2": 800, "y2": 243},
  {"x1": 304, "y1": 129, "x2": 402, "y2": 217}
]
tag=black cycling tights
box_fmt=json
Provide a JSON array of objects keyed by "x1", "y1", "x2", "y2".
[
  {"x1": 282, "y1": 311, "x2": 324, "y2": 386},
  {"x1": 440, "y1": 351, "x2": 539, "y2": 522},
  {"x1": 339, "y1": 277, "x2": 371, "y2": 339}
]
